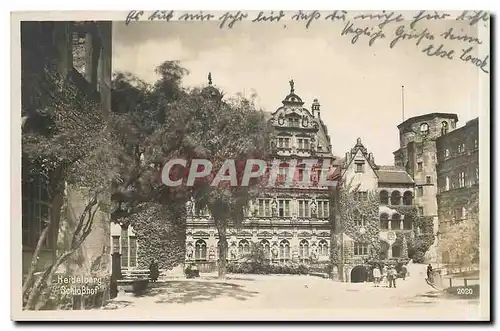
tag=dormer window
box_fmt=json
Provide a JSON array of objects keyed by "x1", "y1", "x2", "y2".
[
  {"x1": 355, "y1": 161, "x2": 365, "y2": 173},
  {"x1": 441, "y1": 121, "x2": 449, "y2": 135},
  {"x1": 289, "y1": 118, "x2": 300, "y2": 127},
  {"x1": 297, "y1": 138, "x2": 310, "y2": 150},
  {"x1": 420, "y1": 123, "x2": 429, "y2": 135},
  {"x1": 444, "y1": 149, "x2": 450, "y2": 159},
  {"x1": 277, "y1": 137, "x2": 290, "y2": 148}
]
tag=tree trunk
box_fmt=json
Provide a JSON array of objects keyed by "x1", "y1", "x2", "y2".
[
  {"x1": 216, "y1": 219, "x2": 227, "y2": 280},
  {"x1": 24, "y1": 192, "x2": 99, "y2": 310}
]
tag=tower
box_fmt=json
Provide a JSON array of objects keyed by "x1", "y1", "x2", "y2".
[{"x1": 393, "y1": 113, "x2": 458, "y2": 262}]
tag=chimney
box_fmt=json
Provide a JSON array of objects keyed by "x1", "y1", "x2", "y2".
[{"x1": 312, "y1": 98, "x2": 320, "y2": 118}]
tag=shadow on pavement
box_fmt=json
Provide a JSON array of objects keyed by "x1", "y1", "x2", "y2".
[{"x1": 135, "y1": 281, "x2": 259, "y2": 304}]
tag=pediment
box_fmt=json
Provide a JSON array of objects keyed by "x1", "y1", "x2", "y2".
[
  {"x1": 280, "y1": 231, "x2": 293, "y2": 238},
  {"x1": 318, "y1": 231, "x2": 330, "y2": 237},
  {"x1": 298, "y1": 231, "x2": 311, "y2": 238},
  {"x1": 193, "y1": 231, "x2": 210, "y2": 237},
  {"x1": 238, "y1": 230, "x2": 253, "y2": 237},
  {"x1": 258, "y1": 231, "x2": 273, "y2": 238}
]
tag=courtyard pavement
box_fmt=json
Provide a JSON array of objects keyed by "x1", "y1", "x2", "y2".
[{"x1": 103, "y1": 264, "x2": 484, "y2": 321}]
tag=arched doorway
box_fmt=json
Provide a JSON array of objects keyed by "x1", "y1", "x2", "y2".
[
  {"x1": 350, "y1": 265, "x2": 368, "y2": 283},
  {"x1": 380, "y1": 240, "x2": 390, "y2": 260}
]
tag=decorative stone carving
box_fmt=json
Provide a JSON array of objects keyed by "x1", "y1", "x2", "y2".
[
  {"x1": 271, "y1": 246, "x2": 279, "y2": 258},
  {"x1": 271, "y1": 199, "x2": 278, "y2": 216},
  {"x1": 186, "y1": 245, "x2": 194, "y2": 260},
  {"x1": 310, "y1": 199, "x2": 317, "y2": 216},
  {"x1": 209, "y1": 247, "x2": 216, "y2": 261},
  {"x1": 230, "y1": 246, "x2": 238, "y2": 260}
]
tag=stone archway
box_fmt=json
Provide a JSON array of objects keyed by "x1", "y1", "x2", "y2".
[
  {"x1": 350, "y1": 265, "x2": 368, "y2": 283},
  {"x1": 380, "y1": 240, "x2": 390, "y2": 260}
]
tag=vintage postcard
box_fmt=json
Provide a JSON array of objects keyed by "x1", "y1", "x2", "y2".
[{"x1": 12, "y1": 10, "x2": 490, "y2": 321}]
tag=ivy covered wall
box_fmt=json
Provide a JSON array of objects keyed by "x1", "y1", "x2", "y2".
[{"x1": 128, "y1": 202, "x2": 187, "y2": 270}]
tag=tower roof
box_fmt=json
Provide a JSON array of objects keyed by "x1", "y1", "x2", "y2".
[
  {"x1": 282, "y1": 79, "x2": 304, "y2": 106},
  {"x1": 201, "y1": 72, "x2": 222, "y2": 100}
]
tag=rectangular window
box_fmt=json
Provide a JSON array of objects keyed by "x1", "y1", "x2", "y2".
[
  {"x1": 278, "y1": 138, "x2": 283, "y2": 148},
  {"x1": 417, "y1": 186, "x2": 423, "y2": 197},
  {"x1": 304, "y1": 139, "x2": 310, "y2": 150},
  {"x1": 258, "y1": 199, "x2": 271, "y2": 217},
  {"x1": 317, "y1": 201, "x2": 329, "y2": 218},
  {"x1": 298, "y1": 169, "x2": 304, "y2": 181},
  {"x1": 417, "y1": 162, "x2": 423, "y2": 172},
  {"x1": 354, "y1": 214, "x2": 365, "y2": 227},
  {"x1": 298, "y1": 138, "x2": 303, "y2": 149},
  {"x1": 278, "y1": 200, "x2": 290, "y2": 217},
  {"x1": 426, "y1": 176, "x2": 431, "y2": 184},
  {"x1": 355, "y1": 162, "x2": 364, "y2": 173},
  {"x1": 120, "y1": 229, "x2": 128, "y2": 268},
  {"x1": 298, "y1": 200, "x2": 310, "y2": 218},
  {"x1": 112, "y1": 236, "x2": 120, "y2": 253},
  {"x1": 474, "y1": 139, "x2": 478, "y2": 150},
  {"x1": 354, "y1": 243, "x2": 369, "y2": 256},
  {"x1": 22, "y1": 173, "x2": 52, "y2": 248},
  {"x1": 459, "y1": 172, "x2": 466, "y2": 188},
  {"x1": 458, "y1": 143, "x2": 465, "y2": 154},
  {"x1": 284, "y1": 138, "x2": 290, "y2": 148},
  {"x1": 129, "y1": 236, "x2": 137, "y2": 267}
]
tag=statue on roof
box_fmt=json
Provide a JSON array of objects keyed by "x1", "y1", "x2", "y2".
[
  {"x1": 289, "y1": 79, "x2": 295, "y2": 93},
  {"x1": 208, "y1": 72, "x2": 212, "y2": 85}
]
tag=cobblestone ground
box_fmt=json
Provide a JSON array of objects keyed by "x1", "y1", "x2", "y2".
[{"x1": 104, "y1": 265, "x2": 483, "y2": 320}]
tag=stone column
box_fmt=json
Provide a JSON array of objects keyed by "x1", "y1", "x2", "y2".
[
  {"x1": 388, "y1": 219, "x2": 392, "y2": 230},
  {"x1": 388, "y1": 244, "x2": 393, "y2": 258}
]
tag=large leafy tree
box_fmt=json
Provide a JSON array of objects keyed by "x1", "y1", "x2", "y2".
[
  {"x1": 438, "y1": 191, "x2": 479, "y2": 271},
  {"x1": 110, "y1": 64, "x2": 272, "y2": 278},
  {"x1": 22, "y1": 63, "x2": 121, "y2": 309}
]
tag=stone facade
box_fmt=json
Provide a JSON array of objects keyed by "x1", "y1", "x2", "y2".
[
  {"x1": 339, "y1": 139, "x2": 415, "y2": 282},
  {"x1": 393, "y1": 113, "x2": 459, "y2": 262},
  {"x1": 435, "y1": 118, "x2": 479, "y2": 262},
  {"x1": 185, "y1": 80, "x2": 339, "y2": 272}
]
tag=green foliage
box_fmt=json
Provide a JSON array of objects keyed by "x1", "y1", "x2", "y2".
[
  {"x1": 240, "y1": 242, "x2": 267, "y2": 269},
  {"x1": 392, "y1": 206, "x2": 435, "y2": 263},
  {"x1": 337, "y1": 179, "x2": 380, "y2": 261},
  {"x1": 110, "y1": 61, "x2": 273, "y2": 278},
  {"x1": 438, "y1": 192, "x2": 479, "y2": 268},
  {"x1": 129, "y1": 202, "x2": 187, "y2": 270},
  {"x1": 226, "y1": 262, "x2": 310, "y2": 275}
]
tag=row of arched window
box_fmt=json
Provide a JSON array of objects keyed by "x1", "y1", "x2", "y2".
[
  {"x1": 379, "y1": 190, "x2": 413, "y2": 206},
  {"x1": 380, "y1": 213, "x2": 412, "y2": 230},
  {"x1": 192, "y1": 238, "x2": 329, "y2": 261}
]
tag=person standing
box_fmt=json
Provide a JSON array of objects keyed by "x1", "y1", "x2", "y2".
[
  {"x1": 401, "y1": 264, "x2": 407, "y2": 280},
  {"x1": 149, "y1": 259, "x2": 159, "y2": 282},
  {"x1": 381, "y1": 265, "x2": 388, "y2": 286},
  {"x1": 388, "y1": 266, "x2": 397, "y2": 288},
  {"x1": 373, "y1": 266, "x2": 381, "y2": 287},
  {"x1": 427, "y1": 264, "x2": 433, "y2": 282}
]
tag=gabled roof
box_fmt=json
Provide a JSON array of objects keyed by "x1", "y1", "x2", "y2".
[{"x1": 376, "y1": 166, "x2": 414, "y2": 184}]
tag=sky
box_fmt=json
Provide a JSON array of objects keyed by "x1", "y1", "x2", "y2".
[{"x1": 112, "y1": 11, "x2": 485, "y2": 165}]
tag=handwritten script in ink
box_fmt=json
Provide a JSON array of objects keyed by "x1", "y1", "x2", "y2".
[{"x1": 124, "y1": 10, "x2": 490, "y2": 74}]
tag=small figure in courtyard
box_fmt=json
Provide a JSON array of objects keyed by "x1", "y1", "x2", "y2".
[
  {"x1": 381, "y1": 265, "x2": 388, "y2": 286},
  {"x1": 388, "y1": 266, "x2": 397, "y2": 288},
  {"x1": 149, "y1": 259, "x2": 159, "y2": 282},
  {"x1": 401, "y1": 264, "x2": 407, "y2": 280},
  {"x1": 372, "y1": 266, "x2": 381, "y2": 287},
  {"x1": 427, "y1": 263, "x2": 433, "y2": 282}
]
